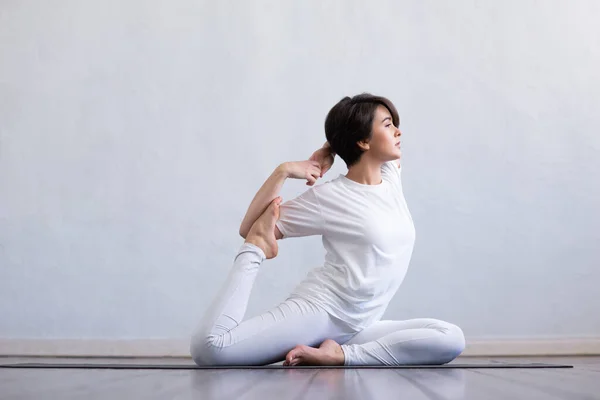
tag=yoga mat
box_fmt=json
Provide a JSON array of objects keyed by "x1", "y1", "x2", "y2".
[{"x1": 0, "y1": 362, "x2": 573, "y2": 370}]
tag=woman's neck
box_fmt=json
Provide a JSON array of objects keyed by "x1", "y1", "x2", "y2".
[{"x1": 345, "y1": 157, "x2": 383, "y2": 185}]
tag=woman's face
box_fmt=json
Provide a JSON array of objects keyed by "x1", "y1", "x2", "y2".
[{"x1": 364, "y1": 105, "x2": 402, "y2": 161}]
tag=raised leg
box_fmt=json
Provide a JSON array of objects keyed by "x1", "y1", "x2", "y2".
[{"x1": 190, "y1": 198, "x2": 350, "y2": 366}]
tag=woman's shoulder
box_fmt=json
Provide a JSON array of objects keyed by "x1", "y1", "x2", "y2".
[
  {"x1": 302, "y1": 176, "x2": 349, "y2": 206},
  {"x1": 311, "y1": 175, "x2": 344, "y2": 193}
]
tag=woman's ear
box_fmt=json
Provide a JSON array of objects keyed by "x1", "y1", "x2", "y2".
[{"x1": 357, "y1": 140, "x2": 370, "y2": 151}]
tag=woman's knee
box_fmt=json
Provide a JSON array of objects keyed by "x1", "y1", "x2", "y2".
[
  {"x1": 441, "y1": 322, "x2": 466, "y2": 362},
  {"x1": 190, "y1": 333, "x2": 225, "y2": 366}
]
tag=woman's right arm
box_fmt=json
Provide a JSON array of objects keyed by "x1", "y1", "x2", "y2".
[{"x1": 239, "y1": 161, "x2": 322, "y2": 239}]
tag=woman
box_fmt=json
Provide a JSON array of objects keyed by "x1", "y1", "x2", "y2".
[{"x1": 190, "y1": 93, "x2": 465, "y2": 366}]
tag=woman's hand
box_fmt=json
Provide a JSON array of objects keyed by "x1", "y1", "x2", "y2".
[
  {"x1": 308, "y1": 143, "x2": 335, "y2": 178},
  {"x1": 282, "y1": 161, "x2": 322, "y2": 186}
]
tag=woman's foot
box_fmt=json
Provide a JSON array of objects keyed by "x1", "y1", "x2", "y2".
[
  {"x1": 245, "y1": 197, "x2": 281, "y2": 259},
  {"x1": 283, "y1": 339, "x2": 345, "y2": 366}
]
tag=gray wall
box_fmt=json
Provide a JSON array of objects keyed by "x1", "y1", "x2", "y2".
[{"x1": 1, "y1": 0, "x2": 599, "y2": 341}]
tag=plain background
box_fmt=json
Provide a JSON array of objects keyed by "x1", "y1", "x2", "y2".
[{"x1": 1, "y1": 0, "x2": 599, "y2": 342}]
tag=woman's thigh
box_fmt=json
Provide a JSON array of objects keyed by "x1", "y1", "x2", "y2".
[
  {"x1": 340, "y1": 318, "x2": 465, "y2": 365},
  {"x1": 192, "y1": 298, "x2": 353, "y2": 366},
  {"x1": 344, "y1": 318, "x2": 460, "y2": 345}
]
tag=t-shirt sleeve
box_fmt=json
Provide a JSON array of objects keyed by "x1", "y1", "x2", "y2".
[
  {"x1": 381, "y1": 160, "x2": 402, "y2": 187},
  {"x1": 275, "y1": 188, "x2": 325, "y2": 239}
]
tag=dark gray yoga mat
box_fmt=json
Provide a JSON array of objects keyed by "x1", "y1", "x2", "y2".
[{"x1": 0, "y1": 362, "x2": 573, "y2": 369}]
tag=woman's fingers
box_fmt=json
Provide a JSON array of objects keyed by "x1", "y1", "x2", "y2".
[
  {"x1": 311, "y1": 163, "x2": 323, "y2": 183},
  {"x1": 320, "y1": 166, "x2": 327, "y2": 177},
  {"x1": 295, "y1": 161, "x2": 323, "y2": 185},
  {"x1": 305, "y1": 171, "x2": 319, "y2": 185}
]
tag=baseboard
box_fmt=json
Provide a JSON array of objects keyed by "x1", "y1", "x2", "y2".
[
  {"x1": 0, "y1": 339, "x2": 190, "y2": 358},
  {"x1": 464, "y1": 337, "x2": 600, "y2": 356},
  {"x1": 1, "y1": 337, "x2": 599, "y2": 358}
]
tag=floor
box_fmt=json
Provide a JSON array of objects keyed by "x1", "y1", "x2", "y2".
[{"x1": 1, "y1": 356, "x2": 599, "y2": 399}]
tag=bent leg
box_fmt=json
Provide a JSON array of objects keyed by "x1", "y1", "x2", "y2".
[
  {"x1": 190, "y1": 243, "x2": 349, "y2": 366},
  {"x1": 340, "y1": 318, "x2": 465, "y2": 366},
  {"x1": 193, "y1": 297, "x2": 347, "y2": 366},
  {"x1": 191, "y1": 243, "x2": 265, "y2": 349}
]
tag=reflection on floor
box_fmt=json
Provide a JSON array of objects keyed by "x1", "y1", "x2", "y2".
[{"x1": 1, "y1": 356, "x2": 599, "y2": 399}]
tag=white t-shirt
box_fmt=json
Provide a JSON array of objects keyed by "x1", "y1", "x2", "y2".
[{"x1": 275, "y1": 160, "x2": 416, "y2": 330}]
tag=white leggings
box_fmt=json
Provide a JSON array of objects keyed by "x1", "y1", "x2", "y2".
[{"x1": 190, "y1": 243, "x2": 465, "y2": 366}]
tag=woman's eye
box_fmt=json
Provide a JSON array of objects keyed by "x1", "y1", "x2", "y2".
[{"x1": 386, "y1": 124, "x2": 392, "y2": 128}]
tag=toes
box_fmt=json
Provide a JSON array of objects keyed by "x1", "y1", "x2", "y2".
[
  {"x1": 269, "y1": 197, "x2": 282, "y2": 217},
  {"x1": 284, "y1": 347, "x2": 303, "y2": 367},
  {"x1": 284, "y1": 357, "x2": 298, "y2": 367},
  {"x1": 288, "y1": 354, "x2": 301, "y2": 367},
  {"x1": 285, "y1": 350, "x2": 296, "y2": 365},
  {"x1": 275, "y1": 198, "x2": 282, "y2": 209}
]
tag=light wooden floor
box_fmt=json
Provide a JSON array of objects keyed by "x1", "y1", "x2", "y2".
[{"x1": 1, "y1": 356, "x2": 599, "y2": 399}]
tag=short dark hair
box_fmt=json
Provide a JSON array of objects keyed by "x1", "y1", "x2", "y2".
[{"x1": 325, "y1": 93, "x2": 399, "y2": 167}]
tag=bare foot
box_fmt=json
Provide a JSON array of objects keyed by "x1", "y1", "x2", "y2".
[
  {"x1": 283, "y1": 339, "x2": 345, "y2": 367},
  {"x1": 245, "y1": 197, "x2": 281, "y2": 259}
]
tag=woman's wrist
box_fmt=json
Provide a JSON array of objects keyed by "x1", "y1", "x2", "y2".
[
  {"x1": 323, "y1": 141, "x2": 335, "y2": 155},
  {"x1": 276, "y1": 162, "x2": 291, "y2": 178}
]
